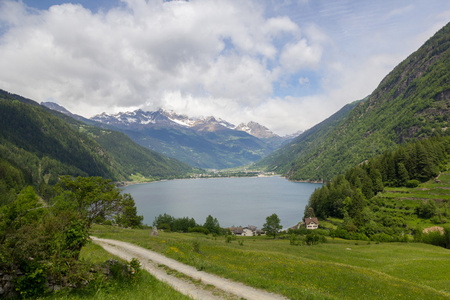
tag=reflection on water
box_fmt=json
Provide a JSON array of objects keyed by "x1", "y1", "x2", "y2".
[{"x1": 122, "y1": 176, "x2": 322, "y2": 229}]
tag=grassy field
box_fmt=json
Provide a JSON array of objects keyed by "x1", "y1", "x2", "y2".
[
  {"x1": 90, "y1": 225, "x2": 450, "y2": 299},
  {"x1": 44, "y1": 242, "x2": 191, "y2": 300}
]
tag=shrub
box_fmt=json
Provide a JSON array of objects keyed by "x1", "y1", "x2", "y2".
[
  {"x1": 225, "y1": 234, "x2": 232, "y2": 243},
  {"x1": 422, "y1": 230, "x2": 446, "y2": 248},
  {"x1": 129, "y1": 258, "x2": 141, "y2": 276},
  {"x1": 188, "y1": 226, "x2": 210, "y2": 235},
  {"x1": 371, "y1": 233, "x2": 393, "y2": 243},
  {"x1": 305, "y1": 231, "x2": 320, "y2": 245},
  {"x1": 406, "y1": 180, "x2": 420, "y2": 188},
  {"x1": 445, "y1": 226, "x2": 450, "y2": 249},
  {"x1": 290, "y1": 234, "x2": 298, "y2": 246},
  {"x1": 415, "y1": 200, "x2": 438, "y2": 218},
  {"x1": 14, "y1": 262, "x2": 47, "y2": 299}
]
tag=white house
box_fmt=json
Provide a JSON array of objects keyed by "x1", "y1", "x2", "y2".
[
  {"x1": 229, "y1": 225, "x2": 263, "y2": 236},
  {"x1": 242, "y1": 228, "x2": 254, "y2": 236},
  {"x1": 304, "y1": 217, "x2": 319, "y2": 230}
]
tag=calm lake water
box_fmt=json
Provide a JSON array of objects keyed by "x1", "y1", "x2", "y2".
[{"x1": 122, "y1": 176, "x2": 322, "y2": 229}]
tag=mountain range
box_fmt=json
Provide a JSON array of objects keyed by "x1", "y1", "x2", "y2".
[
  {"x1": 42, "y1": 103, "x2": 297, "y2": 169},
  {"x1": 2, "y1": 22, "x2": 448, "y2": 185},
  {"x1": 0, "y1": 89, "x2": 196, "y2": 188},
  {"x1": 256, "y1": 22, "x2": 450, "y2": 181}
]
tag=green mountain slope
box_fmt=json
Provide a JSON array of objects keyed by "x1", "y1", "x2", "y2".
[
  {"x1": 39, "y1": 104, "x2": 196, "y2": 179},
  {"x1": 79, "y1": 126, "x2": 195, "y2": 179},
  {"x1": 0, "y1": 92, "x2": 195, "y2": 186},
  {"x1": 125, "y1": 126, "x2": 270, "y2": 169},
  {"x1": 254, "y1": 99, "x2": 362, "y2": 176},
  {"x1": 260, "y1": 22, "x2": 450, "y2": 181},
  {"x1": 0, "y1": 98, "x2": 122, "y2": 183}
]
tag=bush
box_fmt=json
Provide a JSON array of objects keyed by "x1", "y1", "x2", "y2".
[
  {"x1": 406, "y1": 180, "x2": 420, "y2": 188},
  {"x1": 225, "y1": 234, "x2": 232, "y2": 243},
  {"x1": 422, "y1": 230, "x2": 446, "y2": 248},
  {"x1": 371, "y1": 233, "x2": 393, "y2": 243},
  {"x1": 415, "y1": 200, "x2": 438, "y2": 218},
  {"x1": 188, "y1": 226, "x2": 210, "y2": 235},
  {"x1": 290, "y1": 234, "x2": 298, "y2": 245},
  {"x1": 305, "y1": 231, "x2": 320, "y2": 245},
  {"x1": 14, "y1": 262, "x2": 47, "y2": 299}
]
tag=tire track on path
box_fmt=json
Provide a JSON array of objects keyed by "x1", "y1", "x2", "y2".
[{"x1": 91, "y1": 236, "x2": 287, "y2": 300}]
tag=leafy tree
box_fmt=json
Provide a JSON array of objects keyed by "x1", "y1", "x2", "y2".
[
  {"x1": 262, "y1": 213, "x2": 282, "y2": 239},
  {"x1": 415, "y1": 200, "x2": 438, "y2": 219},
  {"x1": 153, "y1": 213, "x2": 175, "y2": 230},
  {"x1": 203, "y1": 215, "x2": 221, "y2": 235},
  {"x1": 172, "y1": 217, "x2": 197, "y2": 232},
  {"x1": 56, "y1": 176, "x2": 126, "y2": 228},
  {"x1": 305, "y1": 230, "x2": 320, "y2": 245}
]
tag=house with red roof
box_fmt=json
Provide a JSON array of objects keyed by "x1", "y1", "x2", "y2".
[{"x1": 303, "y1": 217, "x2": 319, "y2": 230}]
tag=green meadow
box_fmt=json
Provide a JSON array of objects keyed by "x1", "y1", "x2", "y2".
[
  {"x1": 44, "y1": 242, "x2": 190, "y2": 300},
  {"x1": 90, "y1": 225, "x2": 450, "y2": 299}
]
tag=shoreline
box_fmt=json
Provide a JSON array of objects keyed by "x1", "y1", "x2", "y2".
[{"x1": 118, "y1": 174, "x2": 283, "y2": 188}]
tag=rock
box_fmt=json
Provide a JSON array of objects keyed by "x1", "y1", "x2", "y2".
[
  {"x1": 150, "y1": 227, "x2": 158, "y2": 236},
  {"x1": 0, "y1": 286, "x2": 4, "y2": 294},
  {"x1": 3, "y1": 274, "x2": 11, "y2": 281}
]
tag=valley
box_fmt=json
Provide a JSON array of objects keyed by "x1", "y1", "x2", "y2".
[
  {"x1": 0, "y1": 4, "x2": 449, "y2": 299},
  {"x1": 43, "y1": 103, "x2": 297, "y2": 169}
]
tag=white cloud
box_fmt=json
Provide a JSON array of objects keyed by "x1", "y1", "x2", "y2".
[
  {"x1": 0, "y1": 0, "x2": 306, "y2": 116},
  {"x1": 298, "y1": 77, "x2": 309, "y2": 85},
  {"x1": 280, "y1": 39, "x2": 322, "y2": 73},
  {"x1": 0, "y1": 0, "x2": 448, "y2": 135}
]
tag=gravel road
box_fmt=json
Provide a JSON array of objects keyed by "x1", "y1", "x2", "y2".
[{"x1": 91, "y1": 236, "x2": 287, "y2": 300}]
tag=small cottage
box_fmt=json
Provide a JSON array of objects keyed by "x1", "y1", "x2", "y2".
[
  {"x1": 304, "y1": 217, "x2": 319, "y2": 230},
  {"x1": 242, "y1": 228, "x2": 254, "y2": 236},
  {"x1": 228, "y1": 225, "x2": 263, "y2": 236}
]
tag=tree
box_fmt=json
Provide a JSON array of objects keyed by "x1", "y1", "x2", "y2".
[
  {"x1": 415, "y1": 200, "x2": 438, "y2": 219},
  {"x1": 57, "y1": 176, "x2": 126, "y2": 228},
  {"x1": 349, "y1": 188, "x2": 366, "y2": 227},
  {"x1": 172, "y1": 217, "x2": 197, "y2": 232},
  {"x1": 153, "y1": 213, "x2": 174, "y2": 230},
  {"x1": 115, "y1": 194, "x2": 143, "y2": 228},
  {"x1": 397, "y1": 163, "x2": 409, "y2": 186},
  {"x1": 204, "y1": 215, "x2": 221, "y2": 235},
  {"x1": 262, "y1": 213, "x2": 282, "y2": 239}
]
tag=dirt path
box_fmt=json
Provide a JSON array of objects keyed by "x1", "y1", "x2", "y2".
[{"x1": 91, "y1": 237, "x2": 287, "y2": 300}]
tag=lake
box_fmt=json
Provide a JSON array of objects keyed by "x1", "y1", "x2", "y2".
[{"x1": 122, "y1": 176, "x2": 322, "y2": 229}]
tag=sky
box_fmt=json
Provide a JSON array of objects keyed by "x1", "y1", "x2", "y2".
[{"x1": 0, "y1": 0, "x2": 449, "y2": 135}]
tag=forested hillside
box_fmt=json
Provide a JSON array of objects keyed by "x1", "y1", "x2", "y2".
[
  {"x1": 260, "y1": 22, "x2": 450, "y2": 181},
  {"x1": 0, "y1": 99, "x2": 122, "y2": 183},
  {"x1": 305, "y1": 136, "x2": 450, "y2": 247},
  {"x1": 0, "y1": 92, "x2": 196, "y2": 193},
  {"x1": 253, "y1": 99, "x2": 361, "y2": 175}
]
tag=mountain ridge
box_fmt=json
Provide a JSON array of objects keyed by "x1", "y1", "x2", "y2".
[
  {"x1": 0, "y1": 90, "x2": 196, "y2": 186},
  {"x1": 89, "y1": 108, "x2": 284, "y2": 138},
  {"x1": 257, "y1": 22, "x2": 450, "y2": 181},
  {"x1": 40, "y1": 105, "x2": 296, "y2": 169}
]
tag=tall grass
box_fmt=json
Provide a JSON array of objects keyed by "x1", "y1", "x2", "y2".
[
  {"x1": 91, "y1": 225, "x2": 450, "y2": 299},
  {"x1": 43, "y1": 242, "x2": 191, "y2": 300}
]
